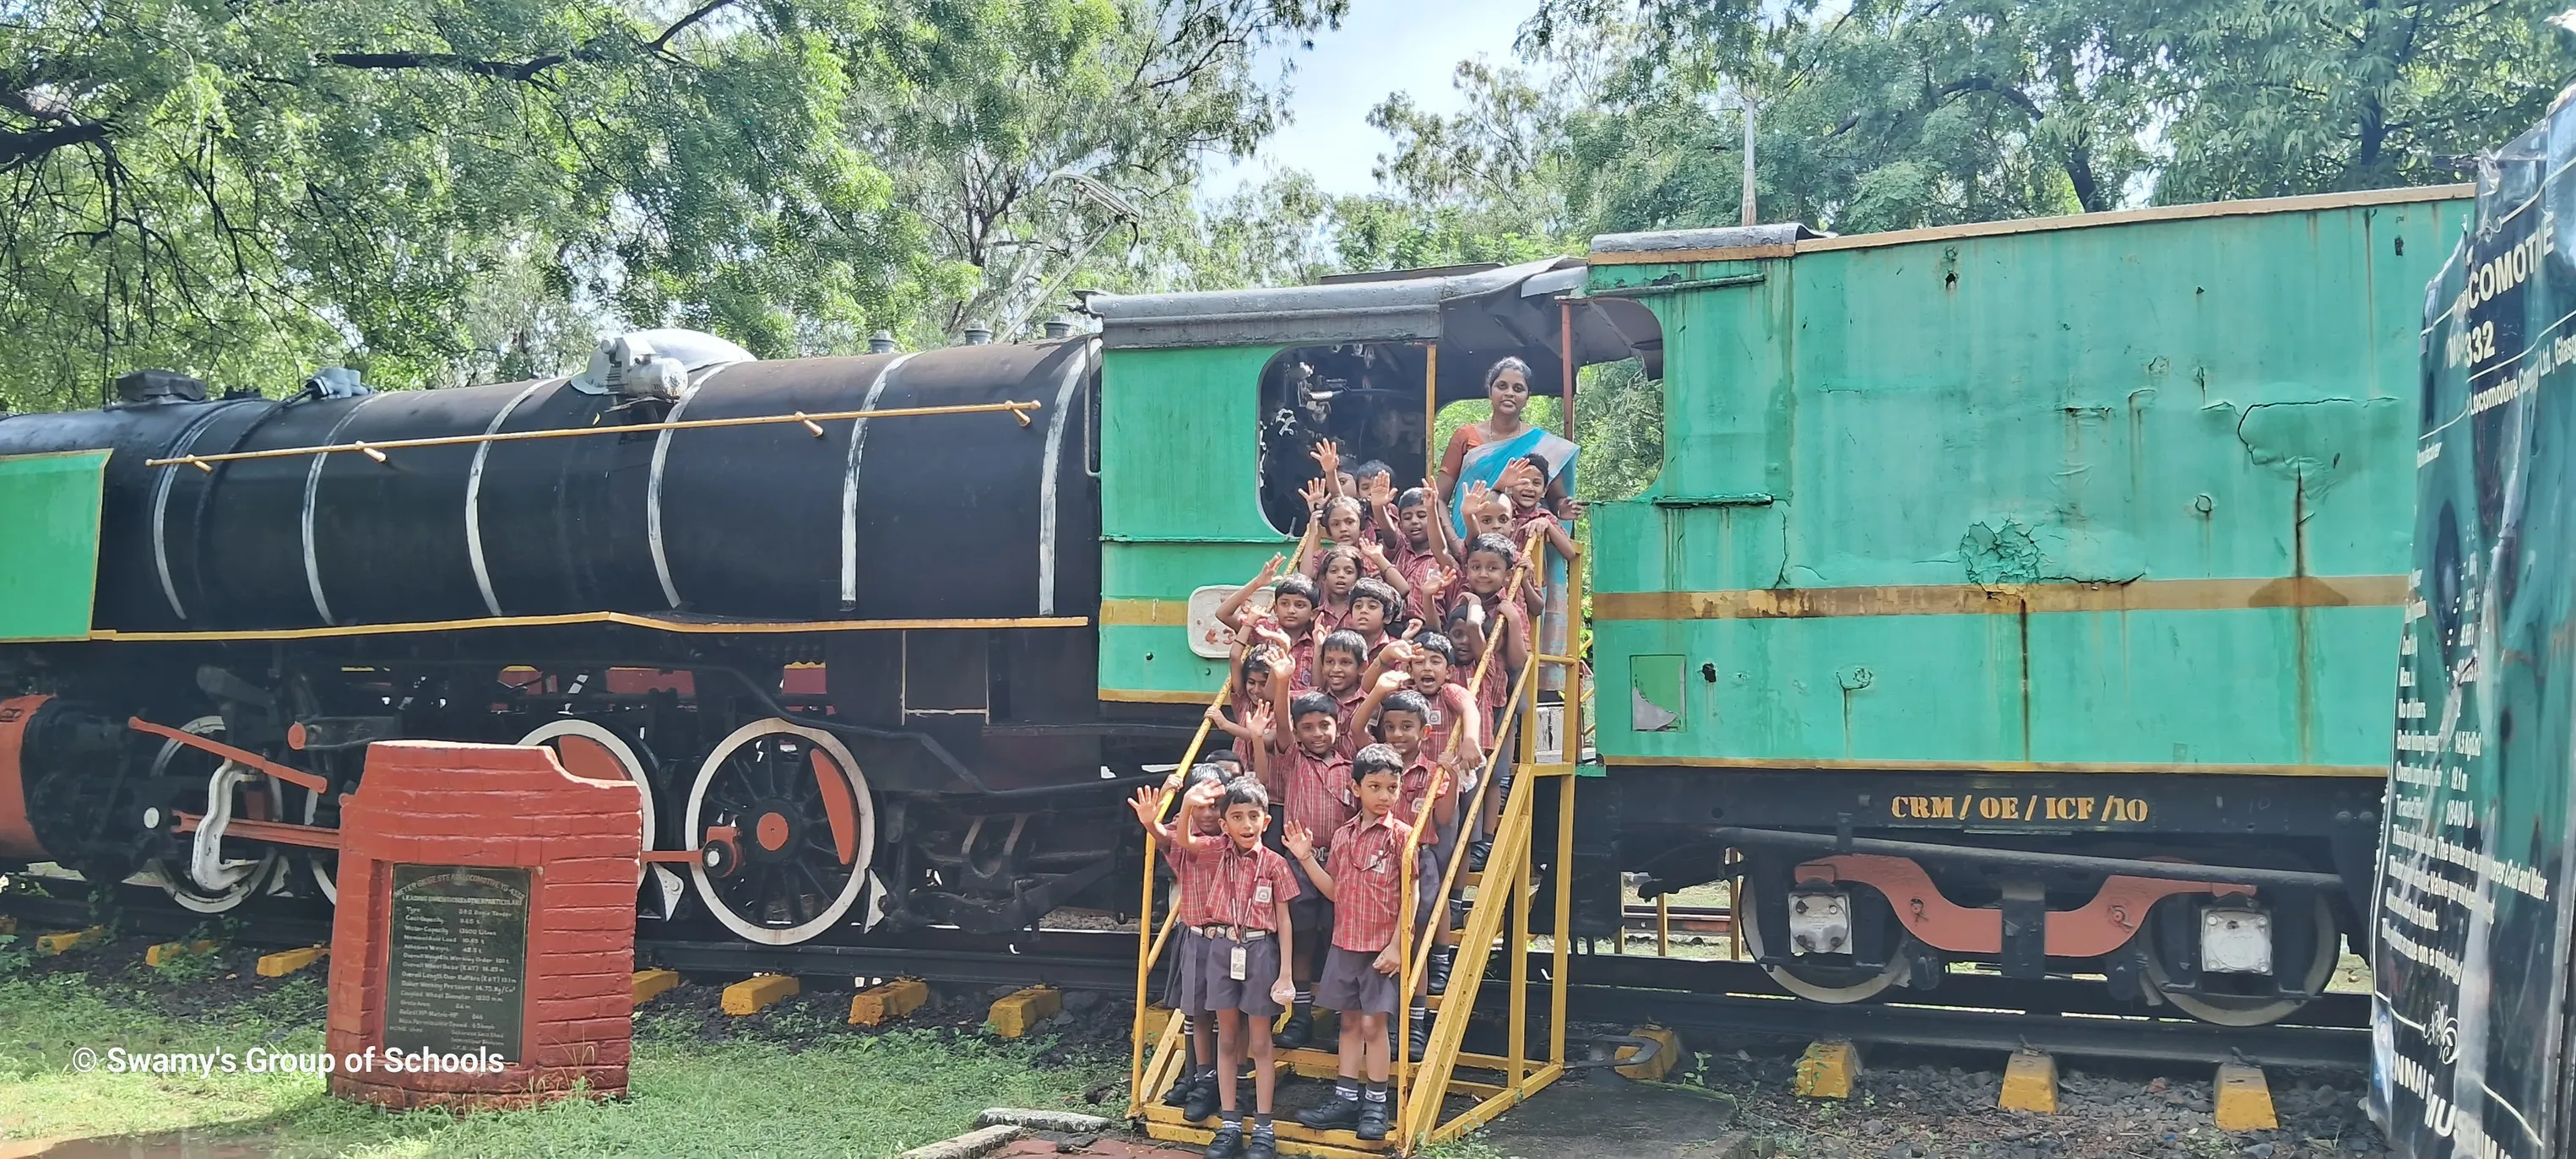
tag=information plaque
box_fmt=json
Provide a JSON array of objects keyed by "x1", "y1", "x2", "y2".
[{"x1": 383, "y1": 864, "x2": 530, "y2": 1062}]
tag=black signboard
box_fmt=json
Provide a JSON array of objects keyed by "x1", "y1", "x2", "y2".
[
  {"x1": 384, "y1": 864, "x2": 530, "y2": 1062},
  {"x1": 2374, "y1": 110, "x2": 2576, "y2": 1158}
]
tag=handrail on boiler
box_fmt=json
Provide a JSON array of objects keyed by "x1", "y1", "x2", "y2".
[{"x1": 147, "y1": 399, "x2": 1043, "y2": 470}]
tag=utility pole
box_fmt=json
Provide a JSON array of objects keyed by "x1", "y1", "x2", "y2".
[{"x1": 1740, "y1": 83, "x2": 1758, "y2": 227}]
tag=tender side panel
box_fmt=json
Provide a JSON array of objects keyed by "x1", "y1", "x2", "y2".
[
  {"x1": 0, "y1": 450, "x2": 110, "y2": 642},
  {"x1": 1591, "y1": 196, "x2": 2472, "y2": 772}
]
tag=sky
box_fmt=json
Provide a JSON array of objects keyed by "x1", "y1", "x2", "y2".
[{"x1": 1202, "y1": 0, "x2": 1546, "y2": 200}]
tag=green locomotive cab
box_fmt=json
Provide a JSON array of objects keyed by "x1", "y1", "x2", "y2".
[{"x1": 1082, "y1": 262, "x2": 1657, "y2": 709}]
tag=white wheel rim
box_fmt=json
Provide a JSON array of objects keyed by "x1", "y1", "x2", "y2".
[
  {"x1": 517, "y1": 719, "x2": 663, "y2": 894},
  {"x1": 301, "y1": 787, "x2": 338, "y2": 905},
  {"x1": 683, "y1": 718, "x2": 876, "y2": 945},
  {"x1": 150, "y1": 715, "x2": 281, "y2": 914}
]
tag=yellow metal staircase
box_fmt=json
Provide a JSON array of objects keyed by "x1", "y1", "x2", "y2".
[{"x1": 1126, "y1": 535, "x2": 1581, "y2": 1156}]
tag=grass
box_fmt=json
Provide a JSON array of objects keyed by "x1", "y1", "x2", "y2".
[{"x1": 0, "y1": 972, "x2": 1117, "y2": 1157}]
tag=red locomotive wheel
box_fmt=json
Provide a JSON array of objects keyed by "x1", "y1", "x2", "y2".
[{"x1": 683, "y1": 718, "x2": 876, "y2": 945}]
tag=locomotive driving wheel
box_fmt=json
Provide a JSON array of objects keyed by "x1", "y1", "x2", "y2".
[
  {"x1": 1738, "y1": 876, "x2": 1911, "y2": 1003},
  {"x1": 147, "y1": 715, "x2": 284, "y2": 913},
  {"x1": 683, "y1": 718, "x2": 875, "y2": 945},
  {"x1": 519, "y1": 719, "x2": 684, "y2": 919}
]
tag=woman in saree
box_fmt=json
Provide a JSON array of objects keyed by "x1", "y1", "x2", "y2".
[
  {"x1": 1434, "y1": 356, "x2": 1578, "y2": 698},
  {"x1": 1435, "y1": 357, "x2": 1575, "y2": 536}
]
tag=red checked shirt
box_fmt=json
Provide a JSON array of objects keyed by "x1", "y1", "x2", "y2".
[
  {"x1": 1181, "y1": 838, "x2": 1300, "y2": 932},
  {"x1": 1331, "y1": 685, "x2": 1369, "y2": 756},
  {"x1": 1279, "y1": 624, "x2": 1321, "y2": 690},
  {"x1": 1275, "y1": 747, "x2": 1355, "y2": 856},
  {"x1": 1391, "y1": 755, "x2": 1445, "y2": 844},
  {"x1": 1327, "y1": 810, "x2": 1415, "y2": 953},
  {"x1": 1161, "y1": 810, "x2": 1228, "y2": 926},
  {"x1": 1420, "y1": 682, "x2": 1481, "y2": 766}
]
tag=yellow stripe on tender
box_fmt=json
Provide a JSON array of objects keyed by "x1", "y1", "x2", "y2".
[
  {"x1": 1592, "y1": 575, "x2": 2405, "y2": 621},
  {"x1": 1598, "y1": 755, "x2": 2386, "y2": 778}
]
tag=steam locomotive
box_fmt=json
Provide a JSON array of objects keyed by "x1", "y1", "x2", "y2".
[{"x1": 0, "y1": 329, "x2": 1161, "y2": 945}]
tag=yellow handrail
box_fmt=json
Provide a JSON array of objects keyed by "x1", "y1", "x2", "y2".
[
  {"x1": 1125, "y1": 541, "x2": 1318, "y2": 1117},
  {"x1": 1391, "y1": 531, "x2": 1544, "y2": 1119}
]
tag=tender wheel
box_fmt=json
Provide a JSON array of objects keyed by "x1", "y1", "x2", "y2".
[
  {"x1": 1738, "y1": 876, "x2": 1909, "y2": 1004},
  {"x1": 2141, "y1": 891, "x2": 2339, "y2": 1026},
  {"x1": 148, "y1": 715, "x2": 283, "y2": 913},
  {"x1": 518, "y1": 719, "x2": 682, "y2": 919},
  {"x1": 683, "y1": 718, "x2": 875, "y2": 945}
]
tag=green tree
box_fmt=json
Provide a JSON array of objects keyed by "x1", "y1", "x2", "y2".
[
  {"x1": 845, "y1": 0, "x2": 1345, "y2": 344},
  {"x1": 0, "y1": 0, "x2": 969, "y2": 409},
  {"x1": 2149, "y1": 0, "x2": 2573, "y2": 199}
]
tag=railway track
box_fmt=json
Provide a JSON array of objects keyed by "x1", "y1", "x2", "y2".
[{"x1": 2, "y1": 890, "x2": 2368, "y2": 1071}]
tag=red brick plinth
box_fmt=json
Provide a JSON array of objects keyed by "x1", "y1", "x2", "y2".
[{"x1": 325, "y1": 740, "x2": 642, "y2": 1109}]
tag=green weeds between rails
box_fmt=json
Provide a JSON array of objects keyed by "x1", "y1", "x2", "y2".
[{"x1": 0, "y1": 974, "x2": 1115, "y2": 1157}]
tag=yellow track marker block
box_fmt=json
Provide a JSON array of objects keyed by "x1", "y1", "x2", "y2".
[
  {"x1": 1999, "y1": 1050, "x2": 2058, "y2": 1113},
  {"x1": 988, "y1": 986, "x2": 1062, "y2": 1038},
  {"x1": 849, "y1": 978, "x2": 930, "y2": 1026},
  {"x1": 35, "y1": 927, "x2": 101, "y2": 956},
  {"x1": 256, "y1": 945, "x2": 328, "y2": 978},
  {"x1": 2214, "y1": 1063, "x2": 2280, "y2": 1131},
  {"x1": 721, "y1": 973, "x2": 800, "y2": 1015},
  {"x1": 632, "y1": 968, "x2": 682, "y2": 1007},
  {"x1": 1795, "y1": 1039, "x2": 1861, "y2": 1098},
  {"x1": 145, "y1": 940, "x2": 215, "y2": 967},
  {"x1": 1617, "y1": 1025, "x2": 1684, "y2": 1080}
]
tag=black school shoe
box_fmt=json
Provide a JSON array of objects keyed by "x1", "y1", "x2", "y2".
[
  {"x1": 1203, "y1": 1123, "x2": 1247, "y2": 1159},
  {"x1": 1273, "y1": 1005, "x2": 1314, "y2": 1050},
  {"x1": 1426, "y1": 946, "x2": 1456, "y2": 995},
  {"x1": 1244, "y1": 1125, "x2": 1278, "y2": 1159},
  {"x1": 1467, "y1": 838, "x2": 1494, "y2": 873},
  {"x1": 1184, "y1": 1073, "x2": 1224, "y2": 1123},
  {"x1": 1162, "y1": 1068, "x2": 1204, "y2": 1109},
  {"x1": 1407, "y1": 1010, "x2": 1432, "y2": 1061},
  {"x1": 1298, "y1": 1092, "x2": 1362, "y2": 1131},
  {"x1": 1357, "y1": 1098, "x2": 1391, "y2": 1141}
]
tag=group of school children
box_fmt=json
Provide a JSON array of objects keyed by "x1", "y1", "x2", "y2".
[{"x1": 1130, "y1": 412, "x2": 1582, "y2": 1159}]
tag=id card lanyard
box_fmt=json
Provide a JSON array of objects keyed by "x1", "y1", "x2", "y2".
[{"x1": 1222, "y1": 846, "x2": 1271, "y2": 980}]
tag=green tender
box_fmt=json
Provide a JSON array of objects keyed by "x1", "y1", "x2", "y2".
[
  {"x1": 0, "y1": 449, "x2": 109, "y2": 642},
  {"x1": 1587, "y1": 192, "x2": 2472, "y2": 775}
]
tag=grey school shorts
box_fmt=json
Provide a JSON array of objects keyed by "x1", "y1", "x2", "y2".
[
  {"x1": 1199, "y1": 932, "x2": 1286, "y2": 1017},
  {"x1": 1316, "y1": 945, "x2": 1401, "y2": 1015},
  {"x1": 1287, "y1": 851, "x2": 1334, "y2": 942},
  {"x1": 1169, "y1": 926, "x2": 1210, "y2": 1015}
]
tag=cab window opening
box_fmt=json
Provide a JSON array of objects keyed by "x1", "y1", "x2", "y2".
[{"x1": 1255, "y1": 342, "x2": 1432, "y2": 536}]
